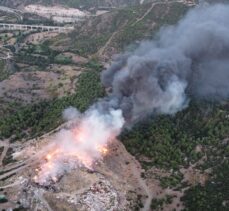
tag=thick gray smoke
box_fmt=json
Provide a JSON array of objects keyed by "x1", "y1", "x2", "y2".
[
  {"x1": 35, "y1": 4, "x2": 229, "y2": 184},
  {"x1": 102, "y1": 4, "x2": 229, "y2": 122}
]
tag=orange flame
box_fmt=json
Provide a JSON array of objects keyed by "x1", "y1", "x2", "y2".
[{"x1": 34, "y1": 127, "x2": 111, "y2": 184}]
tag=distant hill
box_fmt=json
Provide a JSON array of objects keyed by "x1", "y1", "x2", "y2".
[
  {"x1": 0, "y1": 0, "x2": 141, "y2": 9},
  {"x1": 48, "y1": 1, "x2": 192, "y2": 60}
]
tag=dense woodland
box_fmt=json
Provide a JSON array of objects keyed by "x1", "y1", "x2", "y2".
[
  {"x1": 121, "y1": 102, "x2": 229, "y2": 210},
  {"x1": 182, "y1": 160, "x2": 229, "y2": 210}
]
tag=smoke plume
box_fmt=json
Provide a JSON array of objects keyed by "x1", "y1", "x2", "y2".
[
  {"x1": 35, "y1": 4, "x2": 229, "y2": 184},
  {"x1": 102, "y1": 4, "x2": 229, "y2": 121}
]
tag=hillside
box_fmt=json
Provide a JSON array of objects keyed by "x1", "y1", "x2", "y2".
[
  {"x1": 0, "y1": 0, "x2": 195, "y2": 135},
  {"x1": 0, "y1": 1, "x2": 229, "y2": 211},
  {"x1": 51, "y1": 1, "x2": 192, "y2": 59}
]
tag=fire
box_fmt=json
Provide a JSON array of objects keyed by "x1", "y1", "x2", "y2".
[
  {"x1": 34, "y1": 127, "x2": 111, "y2": 184},
  {"x1": 45, "y1": 149, "x2": 60, "y2": 161},
  {"x1": 98, "y1": 146, "x2": 108, "y2": 155},
  {"x1": 33, "y1": 107, "x2": 124, "y2": 185},
  {"x1": 46, "y1": 154, "x2": 52, "y2": 160}
]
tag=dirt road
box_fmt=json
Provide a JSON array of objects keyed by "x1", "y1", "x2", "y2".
[
  {"x1": 130, "y1": 162, "x2": 153, "y2": 211},
  {"x1": 0, "y1": 140, "x2": 9, "y2": 166}
]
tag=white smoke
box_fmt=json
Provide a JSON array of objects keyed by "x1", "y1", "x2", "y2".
[
  {"x1": 157, "y1": 76, "x2": 188, "y2": 115},
  {"x1": 62, "y1": 106, "x2": 81, "y2": 121},
  {"x1": 35, "y1": 106, "x2": 124, "y2": 185}
]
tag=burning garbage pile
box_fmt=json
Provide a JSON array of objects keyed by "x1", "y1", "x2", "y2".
[
  {"x1": 34, "y1": 4, "x2": 229, "y2": 186},
  {"x1": 33, "y1": 107, "x2": 124, "y2": 185}
]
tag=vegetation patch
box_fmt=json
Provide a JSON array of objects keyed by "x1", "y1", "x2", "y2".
[
  {"x1": 181, "y1": 161, "x2": 229, "y2": 211},
  {"x1": 121, "y1": 102, "x2": 229, "y2": 170},
  {"x1": 151, "y1": 195, "x2": 173, "y2": 210},
  {"x1": 54, "y1": 54, "x2": 72, "y2": 64},
  {"x1": 0, "y1": 62, "x2": 105, "y2": 141}
]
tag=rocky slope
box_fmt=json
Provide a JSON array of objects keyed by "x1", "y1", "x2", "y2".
[{"x1": 0, "y1": 129, "x2": 147, "y2": 210}]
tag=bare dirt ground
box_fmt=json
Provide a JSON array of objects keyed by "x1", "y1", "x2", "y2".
[
  {"x1": 23, "y1": 4, "x2": 89, "y2": 23},
  {"x1": 24, "y1": 31, "x2": 59, "y2": 45},
  {"x1": 101, "y1": 140, "x2": 154, "y2": 210},
  {"x1": 62, "y1": 52, "x2": 88, "y2": 65},
  {"x1": 0, "y1": 67, "x2": 82, "y2": 104},
  {"x1": 0, "y1": 139, "x2": 9, "y2": 166},
  {"x1": 130, "y1": 159, "x2": 153, "y2": 211},
  {"x1": 24, "y1": 5, "x2": 87, "y2": 18}
]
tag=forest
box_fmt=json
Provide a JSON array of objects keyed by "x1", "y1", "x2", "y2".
[{"x1": 120, "y1": 102, "x2": 229, "y2": 210}]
